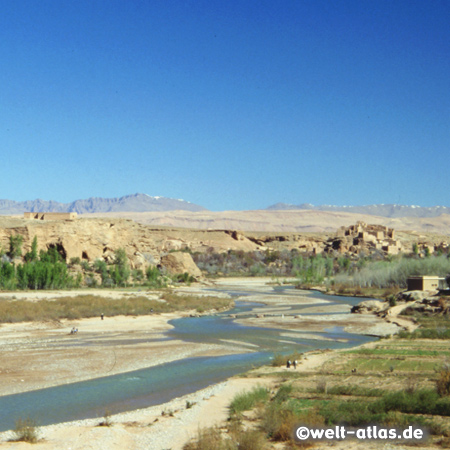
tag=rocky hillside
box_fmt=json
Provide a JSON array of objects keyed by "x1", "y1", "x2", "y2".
[
  {"x1": 1, "y1": 216, "x2": 447, "y2": 275},
  {"x1": 0, "y1": 193, "x2": 206, "y2": 215},
  {"x1": 0, "y1": 217, "x2": 262, "y2": 272}
]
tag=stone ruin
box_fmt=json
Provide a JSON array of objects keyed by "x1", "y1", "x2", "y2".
[
  {"x1": 24, "y1": 212, "x2": 77, "y2": 220},
  {"x1": 325, "y1": 221, "x2": 402, "y2": 256}
]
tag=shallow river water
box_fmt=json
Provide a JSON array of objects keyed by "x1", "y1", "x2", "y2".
[{"x1": 0, "y1": 285, "x2": 375, "y2": 431}]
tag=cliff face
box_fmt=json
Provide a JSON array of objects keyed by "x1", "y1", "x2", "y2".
[
  {"x1": 1, "y1": 217, "x2": 446, "y2": 274},
  {"x1": 0, "y1": 217, "x2": 262, "y2": 272}
]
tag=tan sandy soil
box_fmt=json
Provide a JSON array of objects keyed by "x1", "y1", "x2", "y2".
[
  {"x1": 85, "y1": 209, "x2": 450, "y2": 235},
  {"x1": 0, "y1": 312, "x2": 249, "y2": 396}
]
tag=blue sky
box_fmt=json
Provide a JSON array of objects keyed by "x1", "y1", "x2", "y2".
[{"x1": 1, "y1": 0, "x2": 449, "y2": 210}]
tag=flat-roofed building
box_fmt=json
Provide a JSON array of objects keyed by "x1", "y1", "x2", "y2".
[
  {"x1": 407, "y1": 276, "x2": 447, "y2": 291},
  {"x1": 24, "y1": 212, "x2": 77, "y2": 220}
]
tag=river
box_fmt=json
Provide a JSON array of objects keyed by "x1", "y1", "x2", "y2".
[{"x1": 0, "y1": 282, "x2": 376, "y2": 431}]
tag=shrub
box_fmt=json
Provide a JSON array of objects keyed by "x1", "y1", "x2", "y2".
[
  {"x1": 316, "y1": 377, "x2": 328, "y2": 394},
  {"x1": 11, "y1": 418, "x2": 39, "y2": 443},
  {"x1": 319, "y1": 400, "x2": 379, "y2": 426},
  {"x1": 183, "y1": 427, "x2": 236, "y2": 450},
  {"x1": 405, "y1": 377, "x2": 418, "y2": 395},
  {"x1": 388, "y1": 295, "x2": 397, "y2": 307},
  {"x1": 377, "y1": 389, "x2": 440, "y2": 415},
  {"x1": 437, "y1": 366, "x2": 450, "y2": 397},
  {"x1": 372, "y1": 389, "x2": 450, "y2": 417},
  {"x1": 146, "y1": 266, "x2": 167, "y2": 288},
  {"x1": 326, "y1": 385, "x2": 385, "y2": 397},
  {"x1": 229, "y1": 386, "x2": 269, "y2": 416},
  {"x1": 261, "y1": 401, "x2": 288, "y2": 439},
  {"x1": 273, "y1": 408, "x2": 298, "y2": 441},
  {"x1": 98, "y1": 409, "x2": 112, "y2": 427},
  {"x1": 438, "y1": 436, "x2": 450, "y2": 448},
  {"x1": 81, "y1": 260, "x2": 91, "y2": 271},
  {"x1": 173, "y1": 272, "x2": 196, "y2": 284},
  {"x1": 261, "y1": 401, "x2": 299, "y2": 441},
  {"x1": 296, "y1": 408, "x2": 325, "y2": 427},
  {"x1": 398, "y1": 328, "x2": 450, "y2": 340},
  {"x1": 271, "y1": 352, "x2": 303, "y2": 367},
  {"x1": 232, "y1": 429, "x2": 268, "y2": 450},
  {"x1": 273, "y1": 384, "x2": 293, "y2": 403}
]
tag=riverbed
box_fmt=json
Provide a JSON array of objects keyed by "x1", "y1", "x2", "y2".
[{"x1": 0, "y1": 278, "x2": 394, "y2": 431}]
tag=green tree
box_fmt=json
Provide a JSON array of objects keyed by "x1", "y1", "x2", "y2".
[
  {"x1": 146, "y1": 266, "x2": 166, "y2": 288},
  {"x1": 93, "y1": 259, "x2": 110, "y2": 286},
  {"x1": 40, "y1": 246, "x2": 63, "y2": 264},
  {"x1": 0, "y1": 261, "x2": 16, "y2": 289},
  {"x1": 132, "y1": 269, "x2": 144, "y2": 284},
  {"x1": 8, "y1": 235, "x2": 23, "y2": 259},
  {"x1": 24, "y1": 236, "x2": 38, "y2": 262},
  {"x1": 111, "y1": 249, "x2": 130, "y2": 286},
  {"x1": 337, "y1": 256, "x2": 351, "y2": 271}
]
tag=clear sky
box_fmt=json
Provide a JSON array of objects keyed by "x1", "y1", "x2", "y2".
[{"x1": 1, "y1": 0, "x2": 449, "y2": 211}]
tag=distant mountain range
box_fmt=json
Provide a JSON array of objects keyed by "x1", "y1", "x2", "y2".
[
  {"x1": 266, "y1": 203, "x2": 450, "y2": 218},
  {"x1": 0, "y1": 193, "x2": 207, "y2": 215},
  {"x1": 0, "y1": 194, "x2": 448, "y2": 219}
]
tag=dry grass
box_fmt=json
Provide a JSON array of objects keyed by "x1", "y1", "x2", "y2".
[
  {"x1": 183, "y1": 427, "x2": 236, "y2": 450},
  {"x1": 184, "y1": 425, "x2": 268, "y2": 450},
  {"x1": 0, "y1": 293, "x2": 233, "y2": 323}
]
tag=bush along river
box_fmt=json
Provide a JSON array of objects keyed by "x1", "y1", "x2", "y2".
[{"x1": 0, "y1": 282, "x2": 376, "y2": 431}]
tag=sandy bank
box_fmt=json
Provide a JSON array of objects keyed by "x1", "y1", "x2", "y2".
[
  {"x1": 0, "y1": 344, "x2": 334, "y2": 450},
  {"x1": 0, "y1": 311, "x2": 249, "y2": 396}
]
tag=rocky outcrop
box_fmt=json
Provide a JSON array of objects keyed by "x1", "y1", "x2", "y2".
[
  {"x1": 352, "y1": 291, "x2": 449, "y2": 333},
  {"x1": 0, "y1": 216, "x2": 208, "y2": 277},
  {"x1": 395, "y1": 291, "x2": 449, "y2": 315},
  {"x1": 351, "y1": 300, "x2": 389, "y2": 314},
  {"x1": 246, "y1": 233, "x2": 327, "y2": 253},
  {"x1": 159, "y1": 253, "x2": 203, "y2": 278},
  {"x1": 402, "y1": 290, "x2": 439, "y2": 302}
]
